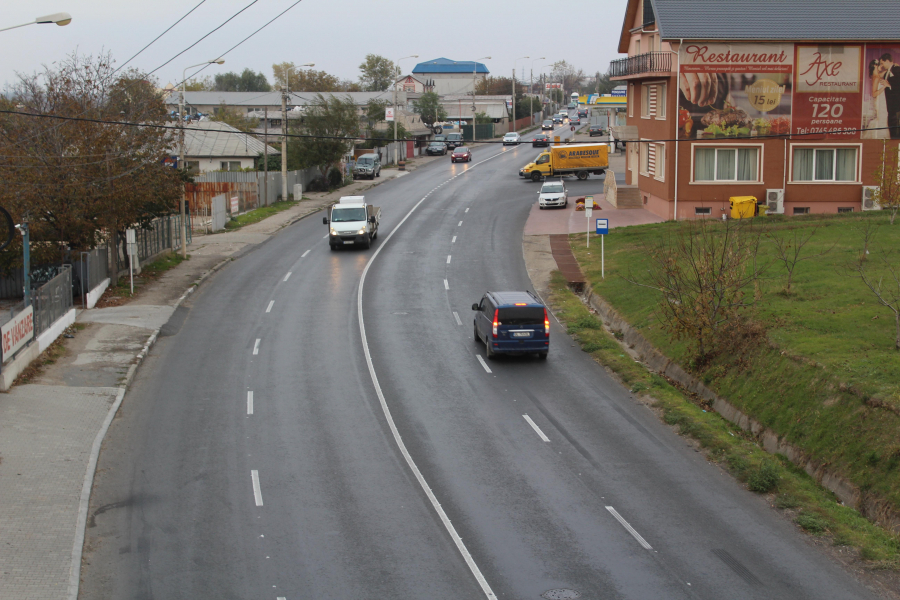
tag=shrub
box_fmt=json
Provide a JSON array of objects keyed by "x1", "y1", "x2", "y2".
[
  {"x1": 327, "y1": 167, "x2": 343, "y2": 189},
  {"x1": 796, "y1": 513, "x2": 828, "y2": 534},
  {"x1": 774, "y1": 493, "x2": 800, "y2": 509},
  {"x1": 748, "y1": 462, "x2": 780, "y2": 493}
]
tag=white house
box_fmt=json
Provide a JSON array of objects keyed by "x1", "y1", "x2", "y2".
[{"x1": 173, "y1": 121, "x2": 278, "y2": 174}]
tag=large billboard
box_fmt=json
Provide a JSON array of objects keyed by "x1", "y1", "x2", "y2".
[
  {"x1": 677, "y1": 43, "x2": 793, "y2": 140},
  {"x1": 793, "y1": 45, "x2": 864, "y2": 139},
  {"x1": 861, "y1": 44, "x2": 900, "y2": 140}
]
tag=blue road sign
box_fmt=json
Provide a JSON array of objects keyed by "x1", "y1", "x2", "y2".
[{"x1": 596, "y1": 218, "x2": 608, "y2": 235}]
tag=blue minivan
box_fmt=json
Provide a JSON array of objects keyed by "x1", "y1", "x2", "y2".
[{"x1": 472, "y1": 291, "x2": 549, "y2": 359}]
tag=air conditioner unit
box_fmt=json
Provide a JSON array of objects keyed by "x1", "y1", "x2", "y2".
[
  {"x1": 862, "y1": 186, "x2": 881, "y2": 211},
  {"x1": 766, "y1": 189, "x2": 784, "y2": 214}
]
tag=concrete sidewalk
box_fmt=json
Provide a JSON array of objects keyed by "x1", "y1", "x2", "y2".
[{"x1": 0, "y1": 153, "x2": 438, "y2": 599}]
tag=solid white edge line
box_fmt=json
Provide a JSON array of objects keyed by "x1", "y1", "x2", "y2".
[
  {"x1": 251, "y1": 470, "x2": 263, "y2": 506},
  {"x1": 606, "y1": 506, "x2": 653, "y2": 550},
  {"x1": 523, "y1": 414, "x2": 550, "y2": 442},
  {"x1": 266, "y1": 300, "x2": 274, "y2": 313},
  {"x1": 253, "y1": 339, "x2": 260, "y2": 355},
  {"x1": 444, "y1": 279, "x2": 449, "y2": 290},
  {"x1": 283, "y1": 272, "x2": 292, "y2": 282},
  {"x1": 453, "y1": 311, "x2": 462, "y2": 326},
  {"x1": 476, "y1": 354, "x2": 492, "y2": 374},
  {"x1": 357, "y1": 151, "x2": 508, "y2": 600},
  {"x1": 301, "y1": 249, "x2": 311, "y2": 258},
  {"x1": 247, "y1": 391, "x2": 254, "y2": 415}
]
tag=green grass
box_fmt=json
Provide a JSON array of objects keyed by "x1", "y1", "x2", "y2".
[
  {"x1": 225, "y1": 201, "x2": 296, "y2": 229},
  {"x1": 547, "y1": 271, "x2": 900, "y2": 567},
  {"x1": 102, "y1": 251, "x2": 187, "y2": 301}
]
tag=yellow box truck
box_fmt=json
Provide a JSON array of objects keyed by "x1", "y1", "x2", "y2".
[{"x1": 519, "y1": 144, "x2": 609, "y2": 182}]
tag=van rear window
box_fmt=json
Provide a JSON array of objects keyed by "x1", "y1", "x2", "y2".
[{"x1": 498, "y1": 307, "x2": 544, "y2": 325}]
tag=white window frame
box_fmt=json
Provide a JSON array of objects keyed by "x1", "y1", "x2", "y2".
[
  {"x1": 628, "y1": 84, "x2": 634, "y2": 117},
  {"x1": 656, "y1": 83, "x2": 666, "y2": 120},
  {"x1": 695, "y1": 207, "x2": 712, "y2": 215},
  {"x1": 641, "y1": 83, "x2": 652, "y2": 118},
  {"x1": 639, "y1": 139, "x2": 650, "y2": 176},
  {"x1": 788, "y1": 143, "x2": 862, "y2": 184},
  {"x1": 654, "y1": 142, "x2": 666, "y2": 181},
  {"x1": 689, "y1": 143, "x2": 764, "y2": 184}
]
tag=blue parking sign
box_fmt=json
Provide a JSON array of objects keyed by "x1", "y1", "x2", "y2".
[{"x1": 596, "y1": 219, "x2": 608, "y2": 235}]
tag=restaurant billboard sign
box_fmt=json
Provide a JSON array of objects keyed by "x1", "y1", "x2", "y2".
[{"x1": 793, "y1": 45, "x2": 864, "y2": 139}]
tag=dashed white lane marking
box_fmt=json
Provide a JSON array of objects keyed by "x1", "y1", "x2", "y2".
[
  {"x1": 465, "y1": 207, "x2": 469, "y2": 213},
  {"x1": 283, "y1": 272, "x2": 292, "y2": 282},
  {"x1": 476, "y1": 354, "x2": 492, "y2": 373},
  {"x1": 253, "y1": 339, "x2": 260, "y2": 355},
  {"x1": 251, "y1": 470, "x2": 263, "y2": 506},
  {"x1": 458, "y1": 221, "x2": 463, "y2": 226},
  {"x1": 266, "y1": 301, "x2": 274, "y2": 313},
  {"x1": 453, "y1": 311, "x2": 462, "y2": 326},
  {"x1": 452, "y1": 235, "x2": 457, "y2": 243},
  {"x1": 301, "y1": 249, "x2": 311, "y2": 258},
  {"x1": 247, "y1": 391, "x2": 254, "y2": 415},
  {"x1": 606, "y1": 506, "x2": 653, "y2": 550},
  {"x1": 446, "y1": 255, "x2": 452, "y2": 264},
  {"x1": 277, "y1": 597, "x2": 286, "y2": 600},
  {"x1": 444, "y1": 279, "x2": 449, "y2": 290},
  {"x1": 523, "y1": 414, "x2": 550, "y2": 442},
  {"x1": 323, "y1": 234, "x2": 328, "y2": 239}
]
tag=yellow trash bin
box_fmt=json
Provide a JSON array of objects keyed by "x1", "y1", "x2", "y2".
[{"x1": 729, "y1": 196, "x2": 758, "y2": 219}]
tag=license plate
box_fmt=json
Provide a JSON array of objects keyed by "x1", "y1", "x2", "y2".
[
  {"x1": 512, "y1": 331, "x2": 531, "y2": 338},
  {"x1": 343, "y1": 240, "x2": 354, "y2": 245}
]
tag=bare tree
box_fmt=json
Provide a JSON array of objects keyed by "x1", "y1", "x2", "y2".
[
  {"x1": 848, "y1": 245, "x2": 900, "y2": 350},
  {"x1": 626, "y1": 218, "x2": 768, "y2": 364},
  {"x1": 766, "y1": 224, "x2": 835, "y2": 294},
  {"x1": 873, "y1": 145, "x2": 900, "y2": 224}
]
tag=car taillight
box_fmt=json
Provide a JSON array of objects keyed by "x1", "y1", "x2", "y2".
[
  {"x1": 492, "y1": 309, "x2": 499, "y2": 338},
  {"x1": 544, "y1": 308, "x2": 550, "y2": 336}
]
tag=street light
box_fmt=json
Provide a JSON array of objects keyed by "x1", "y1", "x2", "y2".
[
  {"x1": 179, "y1": 58, "x2": 224, "y2": 257},
  {"x1": 282, "y1": 63, "x2": 314, "y2": 205},
  {"x1": 0, "y1": 12, "x2": 72, "y2": 33},
  {"x1": 512, "y1": 56, "x2": 529, "y2": 132},
  {"x1": 471, "y1": 56, "x2": 490, "y2": 142},
  {"x1": 393, "y1": 55, "x2": 418, "y2": 162},
  {"x1": 530, "y1": 57, "x2": 546, "y2": 126}
]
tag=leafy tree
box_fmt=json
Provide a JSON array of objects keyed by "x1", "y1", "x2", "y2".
[
  {"x1": 272, "y1": 62, "x2": 343, "y2": 91},
  {"x1": 477, "y1": 76, "x2": 515, "y2": 96},
  {"x1": 288, "y1": 93, "x2": 359, "y2": 179},
  {"x1": 339, "y1": 79, "x2": 364, "y2": 92},
  {"x1": 213, "y1": 68, "x2": 271, "y2": 92},
  {"x1": 210, "y1": 101, "x2": 259, "y2": 133},
  {"x1": 413, "y1": 92, "x2": 447, "y2": 127},
  {"x1": 366, "y1": 125, "x2": 409, "y2": 148},
  {"x1": 0, "y1": 52, "x2": 182, "y2": 271},
  {"x1": 873, "y1": 145, "x2": 900, "y2": 224},
  {"x1": 358, "y1": 54, "x2": 396, "y2": 92},
  {"x1": 183, "y1": 76, "x2": 213, "y2": 91},
  {"x1": 474, "y1": 111, "x2": 493, "y2": 124},
  {"x1": 365, "y1": 98, "x2": 390, "y2": 125},
  {"x1": 585, "y1": 71, "x2": 617, "y2": 96}
]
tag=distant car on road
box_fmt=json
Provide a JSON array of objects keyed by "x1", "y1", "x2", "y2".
[
  {"x1": 352, "y1": 153, "x2": 381, "y2": 180},
  {"x1": 552, "y1": 115, "x2": 564, "y2": 124},
  {"x1": 472, "y1": 290, "x2": 549, "y2": 359},
  {"x1": 532, "y1": 133, "x2": 550, "y2": 147},
  {"x1": 451, "y1": 147, "x2": 472, "y2": 162},
  {"x1": 542, "y1": 119, "x2": 553, "y2": 130},
  {"x1": 577, "y1": 109, "x2": 588, "y2": 118},
  {"x1": 569, "y1": 116, "x2": 581, "y2": 125},
  {"x1": 445, "y1": 132, "x2": 464, "y2": 149},
  {"x1": 503, "y1": 132, "x2": 521, "y2": 145},
  {"x1": 538, "y1": 179, "x2": 568, "y2": 209},
  {"x1": 426, "y1": 141, "x2": 447, "y2": 155},
  {"x1": 588, "y1": 124, "x2": 605, "y2": 137}
]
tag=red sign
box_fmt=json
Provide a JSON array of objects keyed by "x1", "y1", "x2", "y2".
[
  {"x1": 230, "y1": 196, "x2": 239, "y2": 214},
  {"x1": 793, "y1": 45, "x2": 864, "y2": 139},
  {"x1": 2, "y1": 305, "x2": 34, "y2": 361}
]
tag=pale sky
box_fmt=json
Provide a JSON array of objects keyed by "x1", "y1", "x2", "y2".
[{"x1": 0, "y1": 0, "x2": 624, "y2": 91}]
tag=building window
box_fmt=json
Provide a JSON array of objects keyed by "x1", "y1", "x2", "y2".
[
  {"x1": 640, "y1": 142, "x2": 649, "y2": 175},
  {"x1": 186, "y1": 161, "x2": 199, "y2": 173},
  {"x1": 220, "y1": 161, "x2": 242, "y2": 171},
  {"x1": 792, "y1": 147, "x2": 857, "y2": 182},
  {"x1": 654, "y1": 143, "x2": 665, "y2": 180},
  {"x1": 694, "y1": 147, "x2": 759, "y2": 182},
  {"x1": 793, "y1": 207, "x2": 810, "y2": 215},
  {"x1": 837, "y1": 207, "x2": 854, "y2": 213},
  {"x1": 657, "y1": 84, "x2": 666, "y2": 119},
  {"x1": 695, "y1": 207, "x2": 711, "y2": 215}
]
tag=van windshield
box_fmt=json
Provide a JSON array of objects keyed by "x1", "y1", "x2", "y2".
[
  {"x1": 498, "y1": 307, "x2": 544, "y2": 325},
  {"x1": 331, "y1": 207, "x2": 367, "y2": 222},
  {"x1": 357, "y1": 157, "x2": 373, "y2": 165}
]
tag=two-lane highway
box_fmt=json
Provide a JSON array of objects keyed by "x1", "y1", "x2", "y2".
[{"x1": 81, "y1": 124, "x2": 878, "y2": 599}]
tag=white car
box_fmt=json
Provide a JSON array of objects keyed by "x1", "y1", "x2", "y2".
[
  {"x1": 538, "y1": 180, "x2": 568, "y2": 209},
  {"x1": 502, "y1": 132, "x2": 521, "y2": 145}
]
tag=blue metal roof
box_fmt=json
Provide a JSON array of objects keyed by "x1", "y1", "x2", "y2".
[{"x1": 412, "y1": 57, "x2": 490, "y2": 74}]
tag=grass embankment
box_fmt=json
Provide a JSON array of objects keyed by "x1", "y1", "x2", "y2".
[
  {"x1": 225, "y1": 200, "x2": 297, "y2": 230},
  {"x1": 553, "y1": 211, "x2": 900, "y2": 566},
  {"x1": 97, "y1": 251, "x2": 187, "y2": 306}
]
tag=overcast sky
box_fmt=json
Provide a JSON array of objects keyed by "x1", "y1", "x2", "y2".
[{"x1": 0, "y1": 0, "x2": 624, "y2": 91}]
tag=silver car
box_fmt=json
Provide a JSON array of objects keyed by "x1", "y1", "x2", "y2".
[
  {"x1": 503, "y1": 132, "x2": 521, "y2": 145},
  {"x1": 537, "y1": 180, "x2": 568, "y2": 209},
  {"x1": 353, "y1": 154, "x2": 381, "y2": 180}
]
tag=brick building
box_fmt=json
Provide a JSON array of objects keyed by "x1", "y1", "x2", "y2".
[{"x1": 610, "y1": 0, "x2": 900, "y2": 219}]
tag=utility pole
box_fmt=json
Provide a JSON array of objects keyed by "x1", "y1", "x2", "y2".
[
  {"x1": 281, "y1": 86, "x2": 288, "y2": 202},
  {"x1": 179, "y1": 89, "x2": 187, "y2": 258},
  {"x1": 264, "y1": 107, "x2": 268, "y2": 206},
  {"x1": 511, "y1": 68, "x2": 516, "y2": 132}
]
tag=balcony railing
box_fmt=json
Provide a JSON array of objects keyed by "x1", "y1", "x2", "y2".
[{"x1": 608, "y1": 51, "x2": 674, "y2": 78}]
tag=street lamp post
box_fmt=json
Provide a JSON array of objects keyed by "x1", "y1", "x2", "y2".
[
  {"x1": 0, "y1": 12, "x2": 72, "y2": 33},
  {"x1": 530, "y1": 57, "x2": 546, "y2": 126},
  {"x1": 393, "y1": 55, "x2": 418, "y2": 164},
  {"x1": 282, "y1": 63, "x2": 314, "y2": 204},
  {"x1": 471, "y1": 56, "x2": 490, "y2": 141},
  {"x1": 512, "y1": 56, "x2": 529, "y2": 132},
  {"x1": 180, "y1": 59, "x2": 224, "y2": 257}
]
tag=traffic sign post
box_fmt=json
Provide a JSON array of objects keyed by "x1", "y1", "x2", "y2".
[
  {"x1": 596, "y1": 218, "x2": 608, "y2": 279},
  {"x1": 584, "y1": 195, "x2": 593, "y2": 248}
]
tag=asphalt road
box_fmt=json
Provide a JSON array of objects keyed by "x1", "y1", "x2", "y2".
[{"x1": 81, "y1": 119, "x2": 878, "y2": 599}]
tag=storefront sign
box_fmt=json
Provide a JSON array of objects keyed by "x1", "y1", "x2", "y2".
[
  {"x1": 2, "y1": 305, "x2": 33, "y2": 362},
  {"x1": 793, "y1": 45, "x2": 864, "y2": 138},
  {"x1": 678, "y1": 43, "x2": 793, "y2": 140}
]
